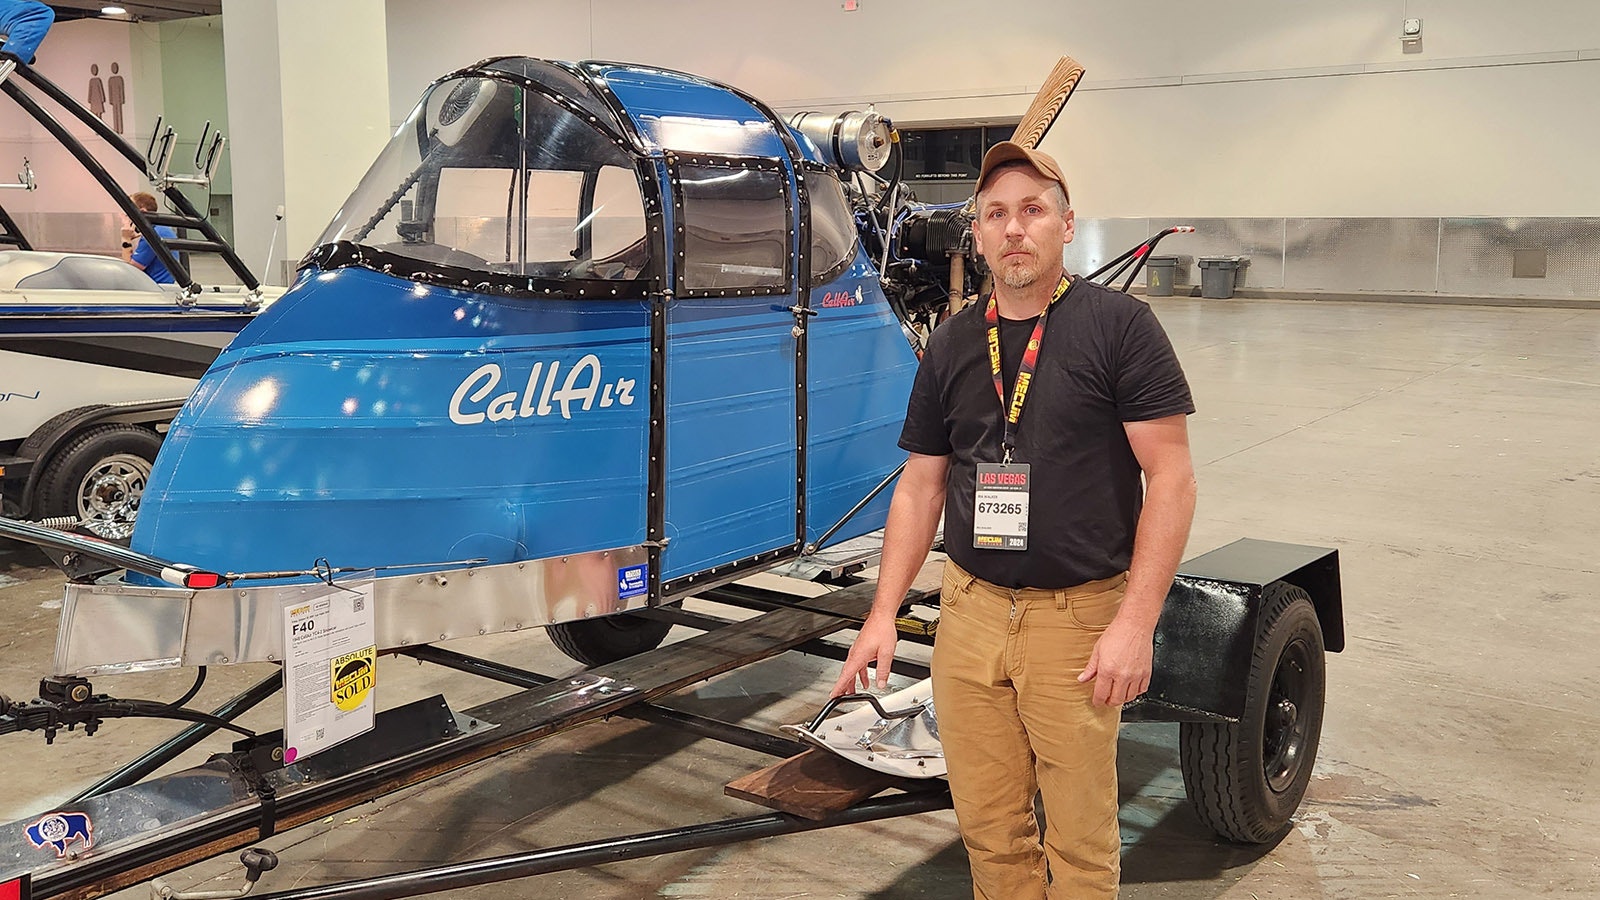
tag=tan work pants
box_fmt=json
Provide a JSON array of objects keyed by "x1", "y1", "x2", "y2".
[{"x1": 932, "y1": 560, "x2": 1127, "y2": 900}]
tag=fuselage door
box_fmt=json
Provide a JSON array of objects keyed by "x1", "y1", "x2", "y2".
[{"x1": 658, "y1": 153, "x2": 800, "y2": 590}]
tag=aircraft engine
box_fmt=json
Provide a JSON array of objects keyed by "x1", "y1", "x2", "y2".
[
  {"x1": 789, "y1": 109, "x2": 986, "y2": 350},
  {"x1": 789, "y1": 110, "x2": 894, "y2": 173}
]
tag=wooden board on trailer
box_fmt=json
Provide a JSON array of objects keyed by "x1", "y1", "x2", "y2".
[
  {"x1": 726, "y1": 748, "x2": 914, "y2": 820},
  {"x1": 724, "y1": 557, "x2": 949, "y2": 820}
]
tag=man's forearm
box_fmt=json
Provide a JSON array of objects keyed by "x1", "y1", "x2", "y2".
[
  {"x1": 867, "y1": 479, "x2": 945, "y2": 621},
  {"x1": 1119, "y1": 470, "x2": 1197, "y2": 630}
]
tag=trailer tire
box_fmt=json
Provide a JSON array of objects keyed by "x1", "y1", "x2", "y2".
[
  {"x1": 36, "y1": 424, "x2": 163, "y2": 540},
  {"x1": 1179, "y1": 581, "x2": 1325, "y2": 844},
  {"x1": 546, "y1": 613, "x2": 673, "y2": 667}
]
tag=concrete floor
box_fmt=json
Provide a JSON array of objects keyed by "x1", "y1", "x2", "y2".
[{"x1": 2, "y1": 296, "x2": 1597, "y2": 898}]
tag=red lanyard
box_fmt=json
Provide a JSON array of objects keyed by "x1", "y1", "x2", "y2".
[{"x1": 985, "y1": 274, "x2": 1071, "y2": 464}]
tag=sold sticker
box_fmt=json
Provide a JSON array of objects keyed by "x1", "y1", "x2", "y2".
[{"x1": 330, "y1": 647, "x2": 376, "y2": 713}]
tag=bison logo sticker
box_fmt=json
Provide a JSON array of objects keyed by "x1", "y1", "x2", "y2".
[{"x1": 25, "y1": 812, "x2": 93, "y2": 858}]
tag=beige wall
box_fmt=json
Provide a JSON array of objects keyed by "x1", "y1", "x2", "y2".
[
  {"x1": 223, "y1": 0, "x2": 391, "y2": 283},
  {"x1": 382, "y1": 0, "x2": 1600, "y2": 219}
]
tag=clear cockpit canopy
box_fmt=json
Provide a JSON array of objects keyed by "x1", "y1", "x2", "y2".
[{"x1": 315, "y1": 73, "x2": 650, "y2": 285}]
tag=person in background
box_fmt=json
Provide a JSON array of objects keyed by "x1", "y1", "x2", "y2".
[
  {"x1": 0, "y1": 0, "x2": 53, "y2": 82},
  {"x1": 122, "y1": 191, "x2": 179, "y2": 285}
]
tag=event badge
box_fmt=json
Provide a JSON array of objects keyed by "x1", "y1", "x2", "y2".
[{"x1": 973, "y1": 462, "x2": 1030, "y2": 551}]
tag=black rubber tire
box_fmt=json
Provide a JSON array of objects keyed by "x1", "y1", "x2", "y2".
[
  {"x1": 1179, "y1": 581, "x2": 1326, "y2": 843},
  {"x1": 36, "y1": 424, "x2": 163, "y2": 538},
  {"x1": 546, "y1": 613, "x2": 674, "y2": 667}
]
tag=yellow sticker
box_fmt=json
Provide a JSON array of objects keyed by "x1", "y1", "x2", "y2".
[{"x1": 330, "y1": 646, "x2": 376, "y2": 712}]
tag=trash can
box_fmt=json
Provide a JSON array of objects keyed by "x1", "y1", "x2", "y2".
[
  {"x1": 1145, "y1": 255, "x2": 1178, "y2": 297},
  {"x1": 1197, "y1": 256, "x2": 1246, "y2": 299}
]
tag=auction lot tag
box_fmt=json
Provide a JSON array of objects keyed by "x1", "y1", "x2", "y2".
[
  {"x1": 282, "y1": 578, "x2": 377, "y2": 764},
  {"x1": 973, "y1": 462, "x2": 1030, "y2": 551}
]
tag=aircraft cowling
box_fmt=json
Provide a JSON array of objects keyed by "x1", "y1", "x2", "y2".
[{"x1": 126, "y1": 265, "x2": 652, "y2": 586}]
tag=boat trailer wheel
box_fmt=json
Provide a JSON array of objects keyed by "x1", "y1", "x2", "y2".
[
  {"x1": 1178, "y1": 581, "x2": 1327, "y2": 844},
  {"x1": 36, "y1": 424, "x2": 162, "y2": 541},
  {"x1": 79, "y1": 453, "x2": 152, "y2": 528},
  {"x1": 1264, "y1": 635, "x2": 1314, "y2": 793}
]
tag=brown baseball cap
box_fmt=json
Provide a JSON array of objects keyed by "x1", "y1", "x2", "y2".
[{"x1": 976, "y1": 141, "x2": 1070, "y2": 202}]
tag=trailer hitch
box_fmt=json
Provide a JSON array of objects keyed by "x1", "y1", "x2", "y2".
[
  {"x1": 0, "y1": 676, "x2": 257, "y2": 744},
  {"x1": 0, "y1": 676, "x2": 108, "y2": 743}
]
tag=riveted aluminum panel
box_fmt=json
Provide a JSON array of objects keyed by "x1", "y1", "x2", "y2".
[
  {"x1": 1439, "y1": 217, "x2": 1600, "y2": 298},
  {"x1": 1284, "y1": 217, "x2": 1440, "y2": 294},
  {"x1": 54, "y1": 545, "x2": 651, "y2": 675}
]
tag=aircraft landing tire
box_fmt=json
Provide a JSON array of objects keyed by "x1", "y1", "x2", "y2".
[
  {"x1": 546, "y1": 612, "x2": 673, "y2": 667},
  {"x1": 1178, "y1": 580, "x2": 1326, "y2": 844},
  {"x1": 36, "y1": 424, "x2": 162, "y2": 541}
]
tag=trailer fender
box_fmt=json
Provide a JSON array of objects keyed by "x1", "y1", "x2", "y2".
[{"x1": 1137, "y1": 538, "x2": 1342, "y2": 723}]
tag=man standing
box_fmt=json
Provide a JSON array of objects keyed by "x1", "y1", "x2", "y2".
[
  {"x1": 122, "y1": 191, "x2": 179, "y2": 284},
  {"x1": 832, "y1": 142, "x2": 1197, "y2": 898}
]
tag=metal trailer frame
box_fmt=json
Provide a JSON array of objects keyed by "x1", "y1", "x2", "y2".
[{"x1": 0, "y1": 536, "x2": 1340, "y2": 900}]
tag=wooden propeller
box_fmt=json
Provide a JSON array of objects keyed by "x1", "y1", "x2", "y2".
[
  {"x1": 949, "y1": 55, "x2": 1087, "y2": 313},
  {"x1": 1011, "y1": 55, "x2": 1087, "y2": 150}
]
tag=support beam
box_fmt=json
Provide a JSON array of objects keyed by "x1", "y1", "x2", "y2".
[{"x1": 220, "y1": 0, "x2": 390, "y2": 284}]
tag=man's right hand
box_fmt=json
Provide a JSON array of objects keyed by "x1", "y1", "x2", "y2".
[
  {"x1": 830, "y1": 614, "x2": 900, "y2": 697},
  {"x1": 827, "y1": 452, "x2": 948, "y2": 698}
]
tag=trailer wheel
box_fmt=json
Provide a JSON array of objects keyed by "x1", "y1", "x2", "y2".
[
  {"x1": 546, "y1": 613, "x2": 673, "y2": 667},
  {"x1": 1179, "y1": 581, "x2": 1325, "y2": 843},
  {"x1": 36, "y1": 424, "x2": 163, "y2": 541}
]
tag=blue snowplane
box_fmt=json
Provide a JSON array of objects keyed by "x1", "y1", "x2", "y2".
[{"x1": 20, "y1": 57, "x2": 935, "y2": 672}]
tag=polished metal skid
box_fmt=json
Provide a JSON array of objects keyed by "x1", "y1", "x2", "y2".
[{"x1": 52, "y1": 545, "x2": 651, "y2": 676}]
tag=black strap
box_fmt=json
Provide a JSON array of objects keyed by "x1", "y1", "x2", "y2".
[{"x1": 236, "y1": 752, "x2": 278, "y2": 840}]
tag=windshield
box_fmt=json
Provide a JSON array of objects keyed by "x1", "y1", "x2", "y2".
[{"x1": 316, "y1": 75, "x2": 650, "y2": 283}]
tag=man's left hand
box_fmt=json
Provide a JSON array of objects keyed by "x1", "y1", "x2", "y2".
[{"x1": 1078, "y1": 616, "x2": 1156, "y2": 706}]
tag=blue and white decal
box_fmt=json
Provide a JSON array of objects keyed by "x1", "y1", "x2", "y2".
[
  {"x1": 618, "y1": 564, "x2": 648, "y2": 599},
  {"x1": 24, "y1": 812, "x2": 93, "y2": 858}
]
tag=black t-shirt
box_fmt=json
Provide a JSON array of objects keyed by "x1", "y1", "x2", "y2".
[{"x1": 899, "y1": 277, "x2": 1194, "y2": 589}]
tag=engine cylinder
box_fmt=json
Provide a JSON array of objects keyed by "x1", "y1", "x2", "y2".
[{"x1": 896, "y1": 207, "x2": 972, "y2": 261}]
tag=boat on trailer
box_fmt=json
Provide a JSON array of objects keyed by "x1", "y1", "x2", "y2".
[{"x1": 0, "y1": 63, "x2": 272, "y2": 537}]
